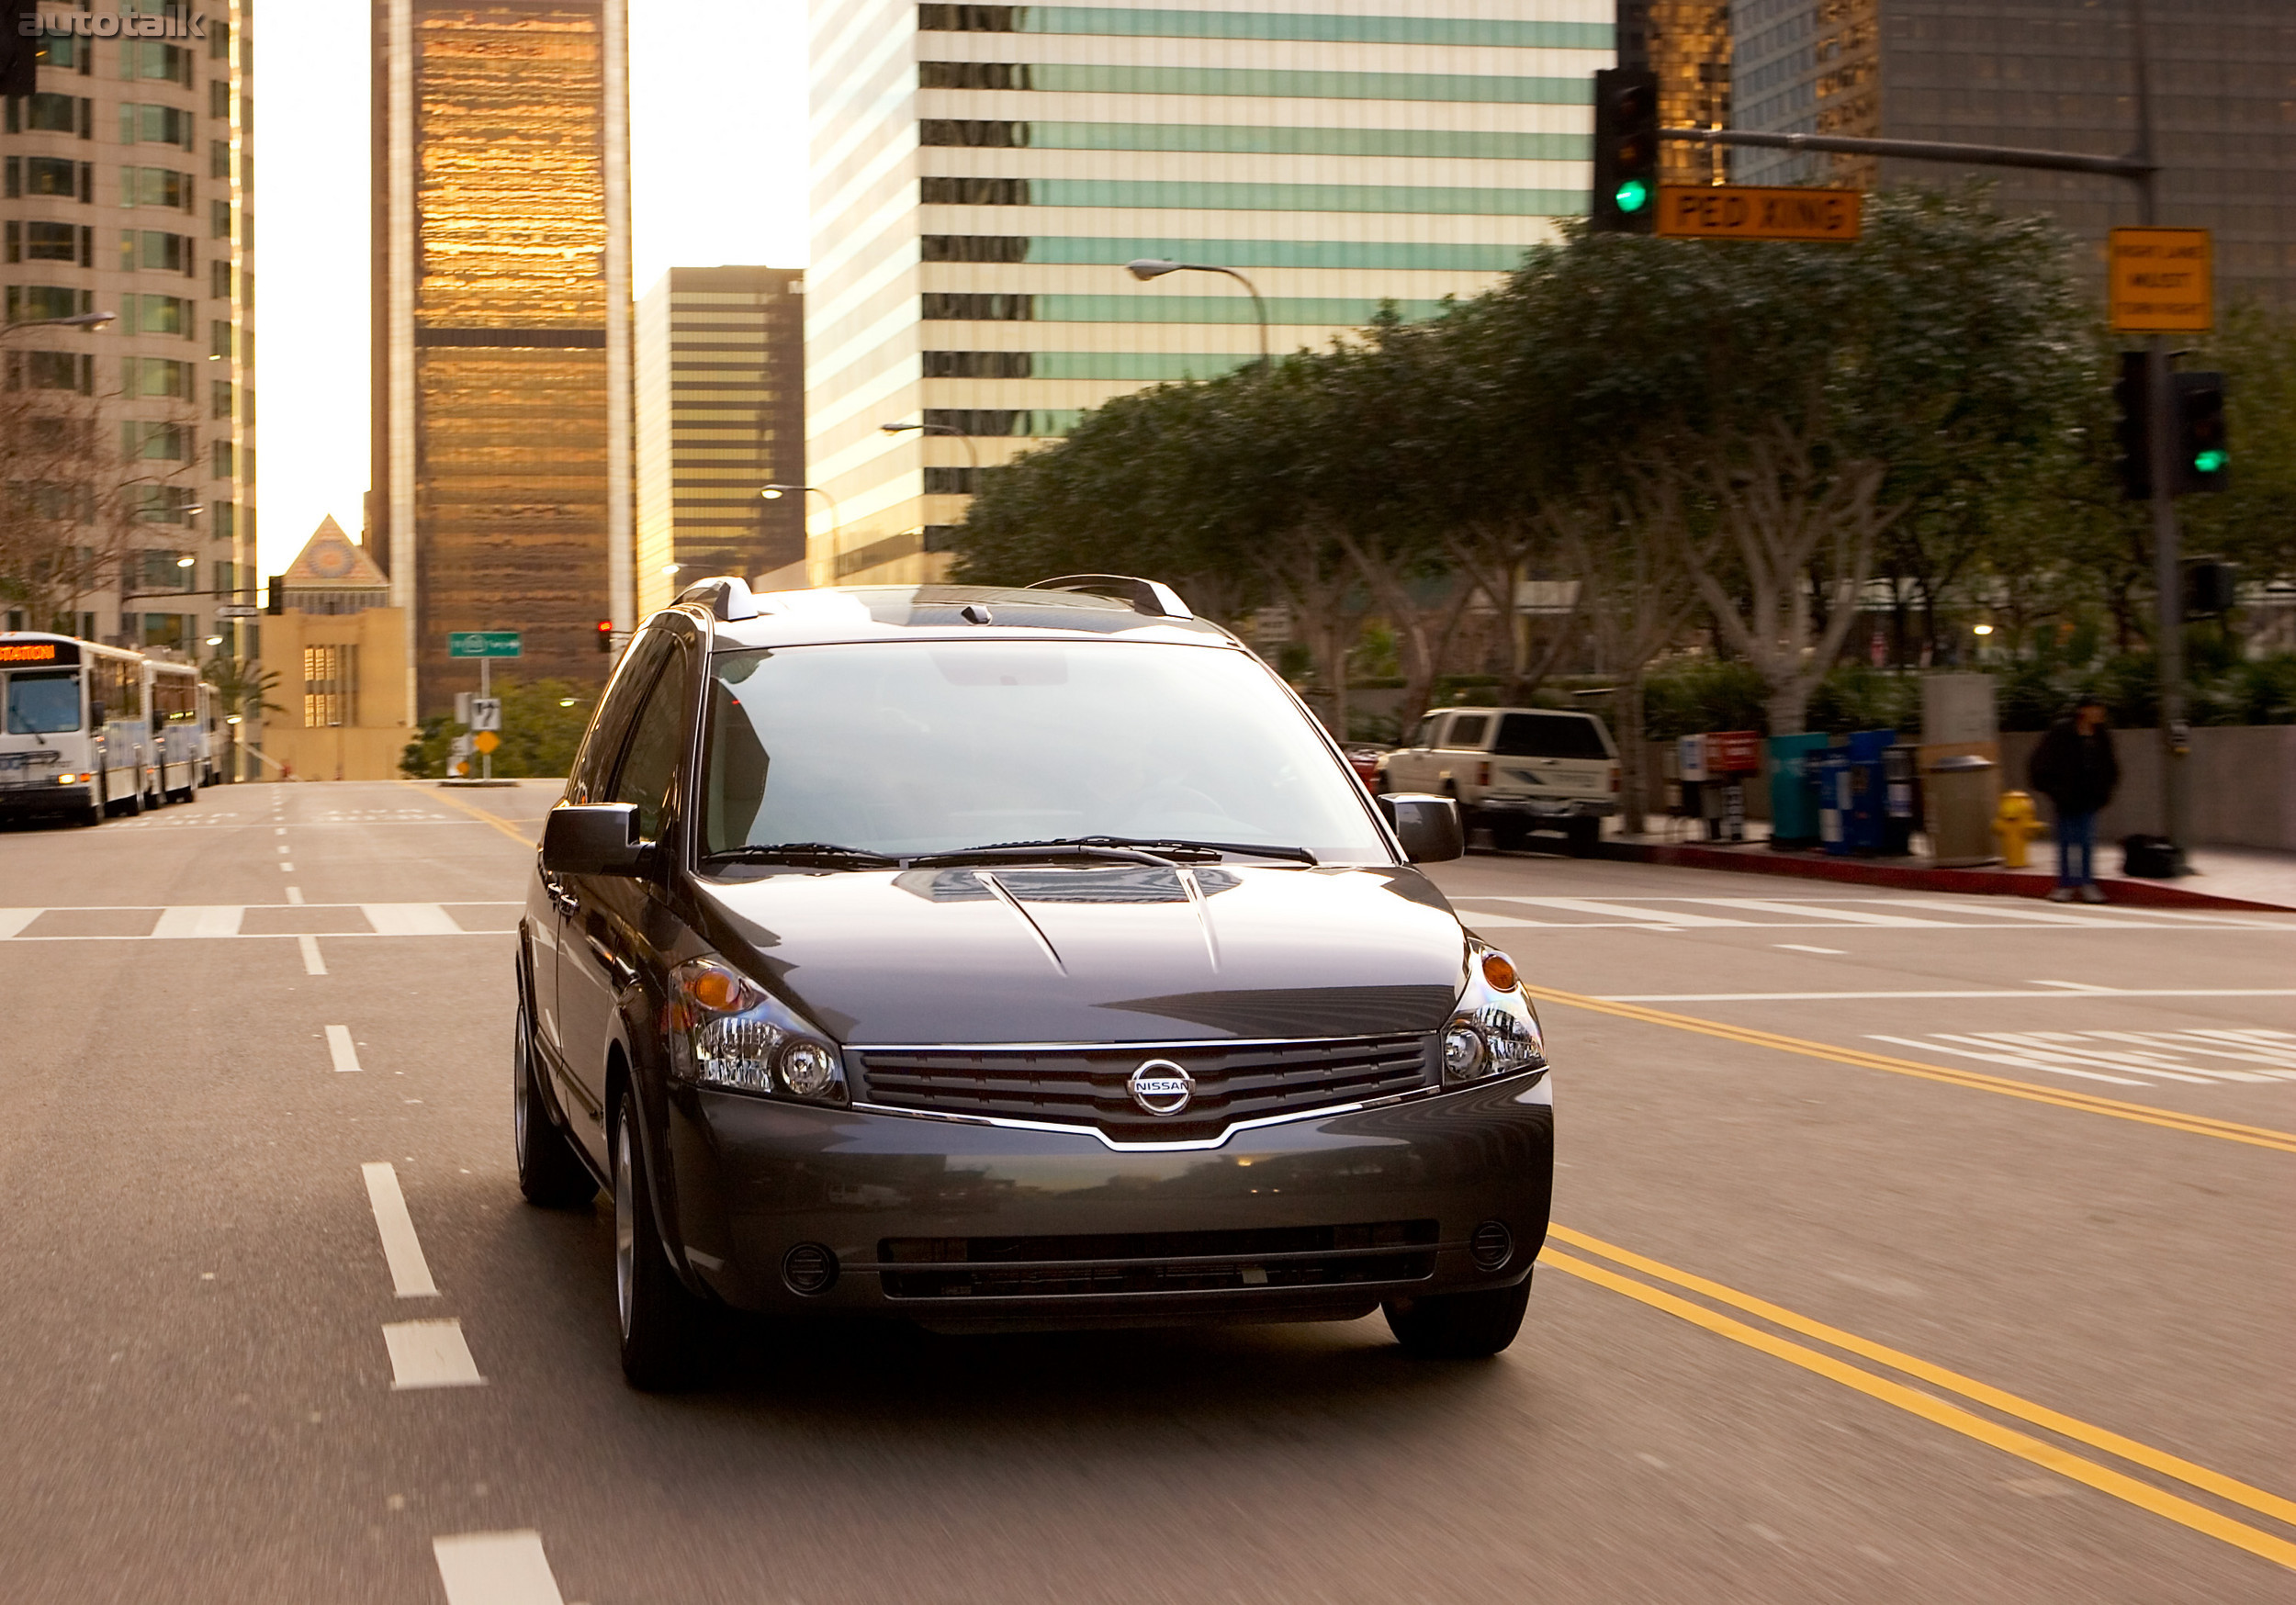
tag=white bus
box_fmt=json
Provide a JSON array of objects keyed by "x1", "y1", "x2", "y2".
[
  {"x1": 145, "y1": 655, "x2": 215, "y2": 802},
  {"x1": 0, "y1": 632, "x2": 158, "y2": 825}
]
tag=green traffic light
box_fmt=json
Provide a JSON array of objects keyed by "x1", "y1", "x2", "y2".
[
  {"x1": 1615, "y1": 178, "x2": 1651, "y2": 214},
  {"x1": 2194, "y1": 449, "x2": 2227, "y2": 474}
]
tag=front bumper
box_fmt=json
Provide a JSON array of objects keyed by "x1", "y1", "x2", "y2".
[
  {"x1": 664, "y1": 1072, "x2": 1554, "y2": 1329},
  {"x1": 1475, "y1": 795, "x2": 1615, "y2": 820},
  {"x1": 0, "y1": 780, "x2": 91, "y2": 815}
]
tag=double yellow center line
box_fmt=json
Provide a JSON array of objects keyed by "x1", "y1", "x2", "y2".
[
  {"x1": 412, "y1": 780, "x2": 542, "y2": 848},
  {"x1": 1545, "y1": 1225, "x2": 2296, "y2": 1571},
  {"x1": 1523, "y1": 984, "x2": 2296, "y2": 1154}
]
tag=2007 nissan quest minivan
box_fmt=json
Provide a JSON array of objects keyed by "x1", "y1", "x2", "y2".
[{"x1": 518, "y1": 577, "x2": 1555, "y2": 1388}]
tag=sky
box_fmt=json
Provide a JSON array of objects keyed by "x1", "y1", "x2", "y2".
[{"x1": 253, "y1": 0, "x2": 811, "y2": 578}]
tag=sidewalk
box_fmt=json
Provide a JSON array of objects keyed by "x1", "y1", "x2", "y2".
[{"x1": 1593, "y1": 819, "x2": 2296, "y2": 912}]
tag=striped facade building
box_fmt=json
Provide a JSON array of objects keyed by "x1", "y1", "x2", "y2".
[{"x1": 807, "y1": 1, "x2": 1613, "y2": 586}]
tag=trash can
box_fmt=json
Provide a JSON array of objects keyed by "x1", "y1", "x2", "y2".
[
  {"x1": 1922, "y1": 754, "x2": 1999, "y2": 867},
  {"x1": 1767, "y1": 733, "x2": 1830, "y2": 849}
]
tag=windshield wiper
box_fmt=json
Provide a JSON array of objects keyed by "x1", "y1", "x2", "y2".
[
  {"x1": 703, "y1": 842, "x2": 900, "y2": 869},
  {"x1": 917, "y1": 835, "x2": 1318, "y2": 867}
]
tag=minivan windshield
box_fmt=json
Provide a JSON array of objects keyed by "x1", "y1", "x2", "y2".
[
  {"x1": 5, "y1": 669, "x2": 81, "y2": 735},
  {"x1": 702, "y1": 642, "x2": 1390, "y2": 863}
]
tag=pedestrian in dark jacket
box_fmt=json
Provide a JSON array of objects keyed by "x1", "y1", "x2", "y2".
[{"x1": 2027, "y1": 697, "x2": 2120, "y2": 902}]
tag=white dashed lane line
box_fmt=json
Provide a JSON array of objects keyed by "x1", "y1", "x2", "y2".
[
  {"x1": 384, "y1": 1319, "x2": 486, "y2": 1389},
  {"x1": 433, "y1": 1531, "x2": 568, "y2": 1605},
  {"x1": 325, "y1": 1026, "x2": 362, "y2": 1073},
  {"x1": 360, "y1": 1162, "x2": 439, "y2": 1297},
  {"x1": 298, "y1": 935, "x2": 326, "y2": 975}
]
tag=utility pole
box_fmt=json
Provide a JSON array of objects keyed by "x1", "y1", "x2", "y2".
[{"x1": 2131, "y1": 0, "x2": 2189, "y2": 871}]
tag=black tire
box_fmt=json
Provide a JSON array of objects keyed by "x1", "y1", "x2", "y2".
[
  {"x1": 513, "y1": 1001, "x2": 596, "y2": 1208},
  {"x1": 1563, "y1": 817, "x2": 1600, "y2": 857},
  {"x1": 1487, "y1": 816, "x2": 1531, "y2": 853},
  {"x1": 1385, "y1": 1276, "x2": 1532, "y2": 1359},
  {"x1": 613, "y1": 1088, "x2": 709, "y2": 1390}
]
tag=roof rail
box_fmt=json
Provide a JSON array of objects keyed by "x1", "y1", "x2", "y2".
[
  {"x1": 1025, "y1": 574, "x2": 1195, "y2": 620},
  {"x1": 675, "y1": 576, "x2": 760, "y2": 622}
]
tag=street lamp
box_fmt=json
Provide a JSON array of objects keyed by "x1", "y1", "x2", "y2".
[
  {"x1": 762, "y1": 484, "x2": 844, "y2": 579},
  {"x1": 1124, "y1": 259, "x2": 1269, "y2": 369},
  {"x1": 5, "y1": 310, "x2": 118, "y2": 332},
  {"x1": 879, "y1": 420, "x2": 981, "y2": 488}
]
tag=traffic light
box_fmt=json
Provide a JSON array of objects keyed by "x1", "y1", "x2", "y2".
[
  {"x1": 265, "y1": 575, "x2": 284, "y2": 615},
  {"x1": 595, "y1": 619, "x2": 614, "y2": 653},
  {"x1": 1590, "y1": 68, "x2": 1660, "y2": 235},
  {"x1": 2172, "y1": 371, "x2": 2228, "y2": 494},
  {"x1": 2112, "y1": 352, "x2": 2152, "y2": 501}
]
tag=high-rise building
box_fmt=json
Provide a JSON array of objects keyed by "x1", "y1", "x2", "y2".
[
  {"x1": 1616, "y1": 2, "x2": 1731, "y2": 186},
  {"x1": 370, "y1": 0, "x2": 632, "y2": 714},
  {"x1": 1730, "y1": 0, "x2": 2296, "y2": 308},
  {"x1": 634, "y1": 265, "x2": 805, "y2": 616},
  {"x1": 807, "y1": 1, "x2": 1615, "y2": 586},
  {"x1": 0, "y1": 3, "x2": 255, "y2": 665}
]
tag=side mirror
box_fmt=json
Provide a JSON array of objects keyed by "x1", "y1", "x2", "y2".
[
  {"x1": 541, "y1": 803, "x2": 649, "y2": 877},
  {"x1": 1379, "y1": 792, "x2": 1464, "y2": 863}
]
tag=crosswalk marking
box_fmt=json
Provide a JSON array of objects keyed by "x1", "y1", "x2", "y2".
[
  {"x1": 1872, "y1": 1030, "x2": 2296, "y2": 1090},
  {"x1": 1446, "y1": 893, "x2": 2291, "y2": 932},
  {"x1": 0, "y1": 902, "x2": 520, "y2": 939},
  {"x1": 1682, "y1": 898, "x2": 1940, "y2": 926},
  {"x1": 1480, "y1": 896, "x2": 1751, "y2": 926},
  {"x1": 151, "y1": 904, "x2": 242, "y2": 938}
]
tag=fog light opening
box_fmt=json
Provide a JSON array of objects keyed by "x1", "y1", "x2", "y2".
[
  {"x1": 1470, "y1": 1219, "x2": 1513, "y2": 1273},
  {"x1": 782, "y1": 1242, "x2": 838, "y2": 1296}
]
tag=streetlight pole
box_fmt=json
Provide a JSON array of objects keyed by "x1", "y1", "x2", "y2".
[
  {"x1": 761, "y1": 484, "x2": 842, "y2": 584},
  {"x1": 880, "y1": 419, "x2": 981, "y2": 488},
  {"x1": 1123, "y1": 259, "x2": 1270, "y2": 370}
]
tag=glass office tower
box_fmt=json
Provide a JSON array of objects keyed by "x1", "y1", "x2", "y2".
[
  {"x1": 371, "y1": 0, "x2": 631, "y2": 713},
  {"x1": 634, "y1": 265, "x2": 806, "y2": 617},
  {"x1": 1731, "y1": 0, "x2": 2295, "y2": 309},
  {"x1": 0, "y1": 1, "x2": 254, "y2": 668},
  {"x1": 807, "y1": 1, "x2": 1614, "y2": 586}
]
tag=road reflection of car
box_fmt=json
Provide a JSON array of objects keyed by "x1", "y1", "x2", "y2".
[{"x1": 517, "y1": 578, "x2": 1555, "y2": 1389}]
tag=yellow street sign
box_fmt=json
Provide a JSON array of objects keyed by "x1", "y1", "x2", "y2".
[
  {"x1": 1657, "y1": 185, "x2": 1863, "y2": 242},
  {"x1": 472, "y1": 730, "x2": 500, "y2": 755},
  {"x1": 2109, "y1": 228, "x2": 2212, "y2": 331}
]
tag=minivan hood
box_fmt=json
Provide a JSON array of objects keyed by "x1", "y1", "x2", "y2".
[{"x1": 692, "y1": 862, "x2": 1469, "y2": 1045}]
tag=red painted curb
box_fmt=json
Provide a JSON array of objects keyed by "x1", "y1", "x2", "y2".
[{"x1": 1592, "y1": 839, "x2": 2295, "y2": 913}]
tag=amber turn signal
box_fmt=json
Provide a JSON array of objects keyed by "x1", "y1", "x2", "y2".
[
  {"x1": 689, "y1": 970, "x2": 743, "y2": 1011},
  {"x1": 1480, "y1": 951, "x2": 1519, "y2": 992}
]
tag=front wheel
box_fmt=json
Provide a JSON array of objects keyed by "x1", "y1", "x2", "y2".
[
  {"x1": 613, "y1": 1090, "x2": 710, "y2": 1390},
  {"x1": 513, "y1": 1002, "x2": 595, "y2": 1208},
  {"x1": 1385, "y1": 1276, "x2": 1531, "y2": 1359}
]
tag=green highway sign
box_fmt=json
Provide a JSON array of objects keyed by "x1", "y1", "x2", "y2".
[{"x1": 446, "y1": 631, "x2": 522, "y2": 658}]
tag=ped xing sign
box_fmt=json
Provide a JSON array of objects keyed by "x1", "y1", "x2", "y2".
[
  {"x1": 2109, "y1": 228, "x2": 2212, "y2": 332},
  {"x1": 446, "y1": 631, "x2": 521, "y2": 658},
  {"x1": 1657, "y1": 185, "x2": 1863, "y2": 242}
]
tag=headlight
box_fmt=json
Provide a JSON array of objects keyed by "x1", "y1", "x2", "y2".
[
  {"x1": 1442, "y1": 940, "x2": 1547, "y2": 1084},
  {"x1": 665, "y1": 956, "x2": 848, "y2": 1106}
]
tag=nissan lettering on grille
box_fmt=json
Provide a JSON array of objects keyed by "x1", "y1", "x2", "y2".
[{"x1": 1128, "y1": 1060, "x2": 1196, "y2": 1117}]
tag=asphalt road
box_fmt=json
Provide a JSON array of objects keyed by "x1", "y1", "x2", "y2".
[{"x1": 2, "y1": 780, "x2": 2290, "y2": 1604}]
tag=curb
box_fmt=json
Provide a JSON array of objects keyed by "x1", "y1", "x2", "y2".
[{"x1": 1590, "y1": 838, "x2": 2296, "y2": 914}]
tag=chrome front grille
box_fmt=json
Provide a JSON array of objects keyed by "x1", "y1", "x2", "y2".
[{"x1": 850, "y1": 1033, "x2": 1435, "y2": 1142}]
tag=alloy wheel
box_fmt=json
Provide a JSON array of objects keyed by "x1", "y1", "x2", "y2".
[{"x1": 613, "y1": 1121, "x2": 636, "y2": 1339}]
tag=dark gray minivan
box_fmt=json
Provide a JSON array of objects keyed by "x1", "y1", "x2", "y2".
[{"x1": 518, "y1": 578, "x2": 1555, "y2": 1387}]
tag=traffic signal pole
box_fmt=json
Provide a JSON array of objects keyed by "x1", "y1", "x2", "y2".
[{"x1": 1653, "y1": 0, "x2": 2191, "y2": 870}]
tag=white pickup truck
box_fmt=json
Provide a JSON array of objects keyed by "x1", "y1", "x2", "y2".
[{"x1": 1378, "y1": 706, "x2": 1621, "y2": 855}]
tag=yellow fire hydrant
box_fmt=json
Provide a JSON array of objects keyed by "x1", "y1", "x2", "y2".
[{"x1": 1995, "y1": 790, "x2": 2044, "y2": 869}]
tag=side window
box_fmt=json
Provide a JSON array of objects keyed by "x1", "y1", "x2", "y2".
[
  {"x1": 1411, "y1": 715, "x2": 1438, "y2": 748},
  {"x1": 608, "y1": 641, "x2": 695, "y2": 843},
  {"x1": 568, "y1": 629, "x2": 669, "y2": 802},
  {"x1": 1446, "y1": 714, "x2": 1488, "y2": 748}
]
